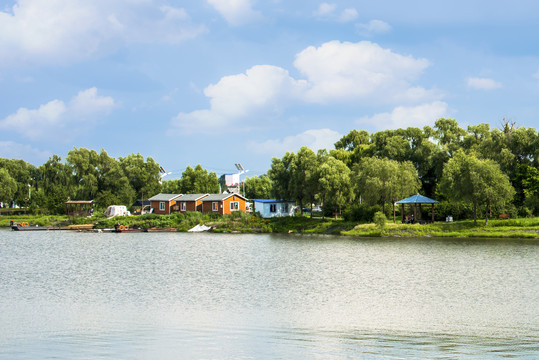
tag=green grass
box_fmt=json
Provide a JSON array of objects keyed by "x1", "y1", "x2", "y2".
[{"x1": 2, "y1": 211, "x2": 539, "y2": 239}]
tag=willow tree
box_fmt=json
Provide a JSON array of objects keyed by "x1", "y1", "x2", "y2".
[
  {"x1": 438, "y1": 150, "x2": 515, "y2": 225},
  {"x1": 353, "y1": 157, "x2": 420, "y2": 216},
  {"x1": 317, "y1": 156, "x2": 352, "y2": 217}
]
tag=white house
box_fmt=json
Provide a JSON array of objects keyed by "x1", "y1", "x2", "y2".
[{"x1": 252, "y1": 199, "x2": 296, "y2": 218}]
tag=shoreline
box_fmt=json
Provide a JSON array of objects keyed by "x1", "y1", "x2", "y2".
[{"x1": 2, "y1": 213, "x2": 539, "y2": 239}]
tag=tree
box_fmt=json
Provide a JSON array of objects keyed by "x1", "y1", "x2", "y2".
[
  {"x1": 180, "y1": 165, "x2": 219, "y2": 193},
  {"x1": 244, "y1": 175, "x2": 272, "y2": 199},
  {"x1": 438, "y1": 150, "x2": 515, "y2": 225},
  {"x1": 353, "y1": 157, "x2": 420, "y2": 216},
  {"x1": 120, "y1": 153, "x2": 161, "y2": 201},
  {"x1": 37, "y1": 155, "x2": 75, "y2": 213},
  {"x1": 290, "y1": 147, "x2": 318, "y2": 217},
  {"x1": 317, "y1": 156, "x2": 352, "y2": 217},
  {"x1": 268, "y1": 152, "x2": 295, "y2": 200},
  {"x1": 0, "y1": 168, "x2": 17, "y2": 204}
]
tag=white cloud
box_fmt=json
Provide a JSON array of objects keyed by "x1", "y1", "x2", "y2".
[
  {"x1": 0, "y1": 88, "x2": 115, "y2": 141},
  {"x1": 315, "y1": 3, "x2": 357, "y2": 22},
  {"x1": 356, "y1": 19, "x2": 392, "y2": 36},
  {"x1": 247, "y1": 129, "x2": 342, "y2": 156},
  {"x1": 0, "y1": 141, "x2": 51, "y2": 164},
  {"x1": 207, "y1": 0, "x2": 262, "y2": 26},
  {"x1": 466, "y1": 77, "x2": 502, "y2": 90},
  {"x1": 0, "y1": 0, "x2": 206, "y2": 67},
  {"x1": 294, "y1": 40, "x2": 432, "y2": 103},
  {"x1": 315, "y1": 3, "x2": 337, "y2": 16},
  {"x1": 170, "y1": 65, "x2": 308, "y2": 134},
  {"x1": 339, "y1": 8, "x2": 358, "y2": 22},
  {"x1": 533, "y1": 70, "x2": 539, "y2": 80},
  {"x1": 170, "y1": 41, "x2": 437, "y2": 134},
  {"x1": 357, "y1": 101, "x2": 449, "y2": 129}
]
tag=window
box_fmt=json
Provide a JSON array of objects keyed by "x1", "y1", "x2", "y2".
[
  {"x1": 212, "y1": 202, "x2": 218, "y2": 211},
  {"x1": 159, "y1": 202, "x2": 165, "y2": 211},
  {"x1": 230, "y1": 201, "x2": 239, "y2": 211},
  {"x1": 181, "y1": 202, "x2": 186, "y2": 211},
  {"x1": 283, "y1": 203, "x2": 288, "y2": 212},
  {"x1": 270, "y1": 204, "x2": 277, "y2": 213}
]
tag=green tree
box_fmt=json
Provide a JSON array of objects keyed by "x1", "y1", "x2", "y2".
[
  {"x1": 0, "y1": 168, "x2": 17, "y2": 204},
  {"x1": 353, "y1": 157, "x2": 420, "y2": 216},
  {"x1": 268, "y1": 152, "x2": 295, "y2": 200},
  {"x1": 317, "y1": 156, "x2": 352, "y2": 216},
  {"x1": 438, "y1": 150, "x2": 515, "y2": 225},
  {"x1": 290, "y1": 147, "x2": 318, "y2": 217},
  {"x1": 244, "y1": 175, "x2": 272, "y2": 199},
  {"x1": 120, "y1": 153, "x2": 161, "y2": 201},
  {"x1": 179, "y1": 165, "x2": 219, "y2": 194},
  {"x1": 37, "y1": 155, "x2": 75, "y2": 213}
]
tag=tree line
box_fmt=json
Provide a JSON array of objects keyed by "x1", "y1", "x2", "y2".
[
  {"x1": 246, "y1": 119, "x2": 538, "y2": 224},
  {"x1": 1, "y1": 119, "x2": 538, "y2": 224},
  {"x1": 0, "y1": 148, "x2": 218, "y2": 214}
]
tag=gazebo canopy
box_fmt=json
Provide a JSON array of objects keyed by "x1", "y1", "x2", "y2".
[{"x1": 396, "y1": 194, "x2": 439, "y2": 204}]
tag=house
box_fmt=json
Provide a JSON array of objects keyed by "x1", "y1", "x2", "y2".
[
  {"x1": 252, "y1": 199, "x2": 296, "y2": 218},
  {"x1": 148, "y1": 193, "x2": 183, "y2": 215},
  {"x1": 172, "y1": 194, "x2": 208, "y2": 213},
  {"x1": 201, "y1": 193, "x2": 248, "y2": 215}
]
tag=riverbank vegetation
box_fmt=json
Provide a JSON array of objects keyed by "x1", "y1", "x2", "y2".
[
  {"x1": 1, "y1": 119, "x2": 539, "y2": 235},
  {"x1": 3, "y1": 212, "x2": 539, "y2": 239}
]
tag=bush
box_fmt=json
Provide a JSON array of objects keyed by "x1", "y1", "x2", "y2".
[
  {"x1": 342, "y1": 204, "x2": 382, "y2": 222},
  {"x1": 373, "y1": 211, "x2": 387, "y2": 230}
]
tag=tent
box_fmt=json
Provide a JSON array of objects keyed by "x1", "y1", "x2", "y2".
[{"x1": 395, "y1": 194, "x2": 439, "y2": 223}]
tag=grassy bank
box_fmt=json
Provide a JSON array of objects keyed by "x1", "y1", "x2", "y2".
[{"x1": 2, "y1": 212, "x2": 539, "y2": 239}]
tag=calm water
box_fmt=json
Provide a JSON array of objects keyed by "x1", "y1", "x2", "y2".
[{"x1": 0, "y1": 230, "x2": 537, "y2": 359}]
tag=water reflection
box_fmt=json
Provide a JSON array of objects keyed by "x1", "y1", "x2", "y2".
[{"x1": 0, "y1": 230, "x2": 537, "y2": 359}]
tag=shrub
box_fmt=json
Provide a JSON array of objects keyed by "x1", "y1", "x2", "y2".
[{"x1": 373, "y1": 211, "x2": 387, "y2": 230}]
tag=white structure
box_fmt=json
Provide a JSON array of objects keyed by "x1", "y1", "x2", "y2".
[
  {"x1": 252, "y1": 199, "x2": 296, "y2": 218},
  {"x1": 104, "y1": 205, "x2": 131, "y2": 217}
]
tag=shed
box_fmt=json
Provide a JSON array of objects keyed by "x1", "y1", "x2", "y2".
[
  {"x1": 252, "y1": 199, "x2": 295, "y2": 218},
  {"x1": 201, "y1": 193, "x2": 248, "y2": 215},
  {"x1": 173, "y1": 194, "x2": 209, "y2": 213},
  {"x1": 395, "y1": 194, "x2": 439, "y2": 223},
  {"x1": 65, "y1": 200, "x2": 94, "y2": 219},
  {"x1": 148, "y1": 193, "x2": 183, "y2": 215}
]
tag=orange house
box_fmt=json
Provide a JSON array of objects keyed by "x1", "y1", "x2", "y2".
[
  {"x1": 149, "y1": 193, "x2": 183, "y2": 215},
  {"x1": 201, "y1": 193, "x2": 248, "y2": 215},
  {"x1": 172, "y1": 194, "x2": 208, "y2": 213}
]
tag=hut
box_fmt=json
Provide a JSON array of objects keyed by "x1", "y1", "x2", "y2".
[
  {"x1": 395, "y1": 194, "x2": 439, "y2": 223},
  {"x1": 65, "y1": 200, "x2": 94, "y2": 220}
]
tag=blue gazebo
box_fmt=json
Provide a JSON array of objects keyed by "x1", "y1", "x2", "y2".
[{"x1": 395, "y1": 194, "x2": 439, "y2": 223}]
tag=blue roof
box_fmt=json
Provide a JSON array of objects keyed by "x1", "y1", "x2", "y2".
[
  {"x1": 251, "y1": 199, "x2": 295, "y2": 203},
  {"x1": 396, "y1": 194, "x2": 439, "y2": 204}
]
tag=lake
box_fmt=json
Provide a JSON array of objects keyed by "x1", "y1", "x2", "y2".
[{"x1": 0, "y1": 230, "x2": 538, "y2": 359}]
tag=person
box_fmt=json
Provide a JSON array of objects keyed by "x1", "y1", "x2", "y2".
[{"x1": 90, "y1": 208, "x2": 94, "y2": 216}]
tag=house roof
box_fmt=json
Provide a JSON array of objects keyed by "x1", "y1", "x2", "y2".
[
  {"x1": 396, "y1": 194, "x2": 439, "y2": 204},
  {"x1": 252, "y1": 199, "x2": 295, "y2": 204},
  {"x1": 202, "y1": 193, "x2": 248, "y2": 202},
  {"x1": 148, "y1": 193, "x2": 182, "y2": 201},
  {"x1": 177, "y1": 194, "x2": 209, "y2": 201}
]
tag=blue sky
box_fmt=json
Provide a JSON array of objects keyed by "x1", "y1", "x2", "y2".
[{"x1": 1, "y1": 0, "x2": 539, "y2": 178}]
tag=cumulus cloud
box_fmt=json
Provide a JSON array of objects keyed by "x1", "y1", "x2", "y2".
[
  {"x1": 466, "y1": 77, "x2": 502, "y2": 90},
  {"x1": 170, "y1": 40, "x2": 437, "y2": 134},
  {"x1": 356, "y1": 19, "x2": 392, "y2": 36},
  {"x1": 207, "y1": 0, "x2": 262, "y2": 26},
  {"x1": 0, "y1": 88, "x2": 115, "y2": 141},
  {"x1": 170, "y1": 65, "x2": 308, "y2": 134},
  {"x1": 247, "y1": 129, "x2": 342, "y2": 156},
  {"x1": 294, "y1": 40, "x2": 432, "y2": 103},
  {"x1": 357, "y1": 101, "x2": 449, "y2": 130},
  {"x1": 0, "y1": 0, "x2": 206, "y2": 66}
]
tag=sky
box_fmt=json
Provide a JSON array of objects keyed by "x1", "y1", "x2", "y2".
[{"x1": 1, "y1": 0, "x2": 539, "y2": 179}]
